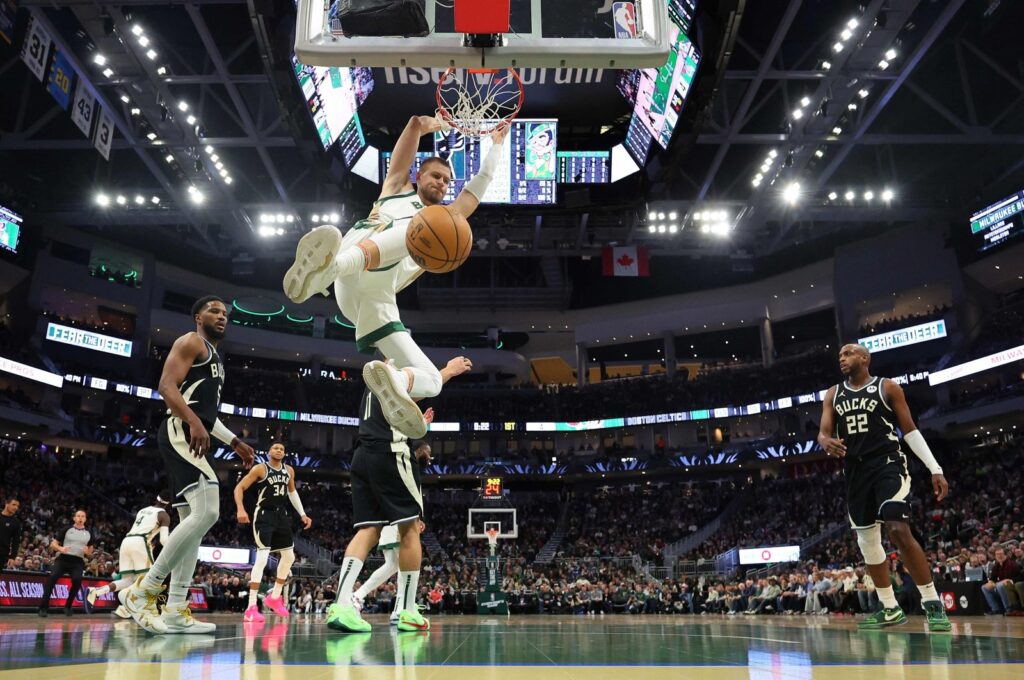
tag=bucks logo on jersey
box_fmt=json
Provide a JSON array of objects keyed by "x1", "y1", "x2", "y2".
[{"x1": 833, "y1": 377, "x2": 900, "y2": 461}]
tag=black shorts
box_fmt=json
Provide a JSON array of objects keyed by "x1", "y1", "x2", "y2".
[
  {"x1": 253, "y1": 508, "x2": 293, "y2": 552},
  {"x1": 845, "y1": 451, "x2": 912, "y2": 529},
  {"x1": 158, "y1": 417, "x2": 220, "y2": 505},
  {"x1": 351, "y1": 441, "x2": 423, "y2": 528}
]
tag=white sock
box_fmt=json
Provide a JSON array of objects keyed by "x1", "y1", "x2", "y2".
[
  {"x1": 336, "y1": 557, "x2": 364, "y2": 604},
  {"x1": 876, "y1": 585, "x2": 898, "y2": 609},
  {"x1": 398, "y1": 571, "x2": 419, "y2": 612},
  {"x1": 354, "y1": 551, "x2": 399, "y2": 600},
  {"x1": 918, "y1": 582, "x2": 938, "y2": 602},
  {"x1": 248, "y1": 589, "x2": 259, "y2": 608},
  {"x1": 92, "y1": 585, "x2": 111, "y2": 597},
  {"x1": 334, "y1": 245, "x2": 368, "y2": 278}
]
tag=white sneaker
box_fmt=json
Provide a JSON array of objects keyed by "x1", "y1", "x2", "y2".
[
  {"x1": 123, "y1": 582, "x2": 169, "y2": 634},
  {"x1": 114, "y1": 605, "x2": 131, "y2": 619},
  {"x1": 283, "y1": 225, "x2": 342, "y2": 303},
  {"x1": 350, "y1": 593, "x2": 365, "y2": 613},
  {"x1": 390, "y1": 611, "x2": 400, "y2": 625},
  {"x1": 362, "y1": 360, "x2": 427, "y2": 439},
  {"x1": 86, "y1": 587, "x2": 100, "y2": 606},
  {"x1": 161, "y1": 605, "x2": 217, "y2": 634}
]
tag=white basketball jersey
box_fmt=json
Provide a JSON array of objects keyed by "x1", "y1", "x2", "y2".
[
  {"x1": 335, "y1": 190, "x2": 428, "y2": 348},
  {"x1": 127, "y1": 506, "x2": 164, "y2": 541}
]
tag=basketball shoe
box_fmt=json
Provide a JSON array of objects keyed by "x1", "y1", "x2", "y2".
[
  {"x1": 363, "y1": 359, "x2": 427, "y2": 439},
  {"x1": 857, "y1": 606, "x2": 907, "y2": 629},
  {"x1": 264, "y1": 594, "x2": 290, "y2": 618},
  {"x1": 396, "y1": 609, "x2": 430, "y2": 632},
  {"x1": 923, "y1": 601, "x2": 952, "y2": 632},
  {"x1": 161, "y1": 605, "x2": 217, "y2": 634},
  {"x1": 122, "y1": 581, "x2": 169, "y2": 634},
  {"x1": 284, "y1": 225, "x2": 342, "y2": 303},
  {"x1": 243, "y1": 605, "x2": 265, "y2": 623},
  {"x1": 326, "y1": 603, "x2": 372, "y2": 633}
]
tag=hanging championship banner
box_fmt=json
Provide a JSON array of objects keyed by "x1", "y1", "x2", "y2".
[
  {"x1": 94, "y1": 106, "x2": 114, "y2": 160},
  {"x1": 20, "y1": 15, "x2": 53, "y2": 81},
  {"x1": 46, "y1": 48, "x2": 75, "y2": 110},
  {"x1": 70, "y1": 79, "x2": 98, "y2": 137}
]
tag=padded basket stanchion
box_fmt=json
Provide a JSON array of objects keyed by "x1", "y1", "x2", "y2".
[{"x1": 454, "y1": 0, "x2": 511, "y2": 34}]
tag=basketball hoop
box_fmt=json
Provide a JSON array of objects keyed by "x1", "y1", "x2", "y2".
[{"x1": 436, "y1": 67, "x2": 524, "y2": 138}]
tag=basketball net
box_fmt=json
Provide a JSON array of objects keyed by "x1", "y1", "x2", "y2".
[
  {"x1": 485, "y1": 527, "x2": 500, "y2": 555},
  {"x1": 436, "y1": 67, "x2": 523, "y2": 137}
]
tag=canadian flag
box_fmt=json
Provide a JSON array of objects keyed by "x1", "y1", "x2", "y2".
[{"x1": 602, "y1": 245, "x2": 649, "y2": 277}]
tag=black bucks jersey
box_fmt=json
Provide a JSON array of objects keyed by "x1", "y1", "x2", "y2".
[
  {"x1": 358, "y1": 389, "x2": 405, "y2": 447},
  {"x1": 255, "y1": 462, "x2": 291, "y2": 512},
  {"x1": 833, "y1": 376, "x2": 901, "y2": 462},
  {"x1": 169, "y1": 336, "x2": 224, "y2": 428}
]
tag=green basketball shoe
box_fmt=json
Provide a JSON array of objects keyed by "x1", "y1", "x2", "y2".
[
  {"x1": 326, "y1": 603, "x2": 371, "y2": 633},
  {"x1": 397, "y1": 609, "x2": 431, "y2": 632},
  {"x1": 923, "y1": 600, "x2": 952, "y2": 632},
  {"x1": 858, "y1": 606, "x2": 907, "y2": 629}
]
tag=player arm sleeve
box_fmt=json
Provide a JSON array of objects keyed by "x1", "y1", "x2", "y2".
[
  {"x1": 158, "y1": 526, "x2": 170, "y2": 546},
  {"x1": 464, "y1": 138, "x2": 506, "y2": 200},
  {"x1": 903, "y1": 429, "x2": 942, "y2": 474},
  {"x1": 288, "y1": 490, "x2": 307, "y2": 517},
  {"x1": 211, "y1": 418, "x2": 239, "y2": 446}
]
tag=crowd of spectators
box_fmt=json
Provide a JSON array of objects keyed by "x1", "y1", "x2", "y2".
[{"x1": 857, "y1": 305, "x2": 950, "y2": 336}]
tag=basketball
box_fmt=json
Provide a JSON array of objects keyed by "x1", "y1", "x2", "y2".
[{"x1": 405, "y1": 204, "x2": 473, "y2": 274}]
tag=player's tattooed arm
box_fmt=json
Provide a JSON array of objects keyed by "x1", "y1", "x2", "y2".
[
  {"x1": 233, "y1": 464, "x2": 266, "y2": 524},
  {"x1": 817, "y1": 385, "x2": 847, "y2": 458}
]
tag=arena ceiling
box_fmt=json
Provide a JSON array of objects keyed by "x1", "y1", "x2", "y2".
[{"x1": 1, "y1": 0, "x2": 1022, "y2": 308}]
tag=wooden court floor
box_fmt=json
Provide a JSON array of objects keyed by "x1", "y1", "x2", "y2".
[{"x1": 0, "y1": 613, "x2": 1022, "y2": 679}]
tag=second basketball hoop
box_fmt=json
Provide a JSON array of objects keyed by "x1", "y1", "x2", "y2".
[{"x1": 436, "y1": 67, "x2": 524, "y2": 137}]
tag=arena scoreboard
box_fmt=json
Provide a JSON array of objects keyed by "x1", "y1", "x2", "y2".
[
  {"x1": 970, "y1": 188, "x2": 1024, "y2": 253},
  {"x1": 0, "y1": 205, "x2": 21, "y2": 254},
  {"x1": 483, "y1": 477, "x2": 504, "y2": 498},
  {"x1": 557, "y1": 151, "x2": 611, "y2": 184}
]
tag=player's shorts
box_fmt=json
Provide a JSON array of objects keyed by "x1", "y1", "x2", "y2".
[
  {"x1": 351, "y1": 440, "x2": 423, "y2": 528},
  {"x1": 377, "y1": 524, "x2": 400, "y2": 552},
  {"x1": 252, "y1": 508, "x2": 294, "y2": 552},
  {"x1": 158, "y1": 417, "x2": 219, "y2": 506},
  {"x1": 845, "y1": 450, "x2": 912, "y2": 529},
  {"x1": 118, "y1": 535, "x2": 154, "y2": 574}
]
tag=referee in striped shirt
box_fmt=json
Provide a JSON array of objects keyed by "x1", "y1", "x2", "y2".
[{"x1": 39, "y1": 509, "x2": 93, "y2": 616}]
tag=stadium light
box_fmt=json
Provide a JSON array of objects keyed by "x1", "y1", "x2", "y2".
[
  {"x1": 164, "y1": 154, "x2": 174, "y2": 163},
  {"x1": 832, "y1": 126, "x2": 843, "y2": 135},
  {"x1": 156, "y1": 66, "x2": 168, "y2": 76},
  {"x1": 821, "y1": 60, "x2": 832, "y2": 70},
  {"x1": 792, "y1": 108, "x2": 804, "y2": 120},
  {"x1": 102, "y1": 68, "x2": 114, "y2": 78},
  {"x1": 657, "y1": 212, "x2": 665, "y2": 220},
  {"x1": 844, "y1": 190, "x2": 855, "y2": 202},
  {"x1": 146, "y1": 49, "x2": 157, "y2": 60},
  {"x1": 833, "y1": 42, "x2": 844, "y2": 53},
  {"x1": 95, "y1": 193, "x2": 111, "y2": 207},
  {"x1": 657, "y1": 225, "x2": 666, "y2": 234},
  {"x1": 648, "y1": 225, "x2": 656, "y2": 233},
  {"x1": 138, "y1": 35, "x2": 150, "y2": 47},
  {"x1": 93, "y1": 53, "x2": 107, "y2": 66},
  {"x1": 752, "y1": 178, "x2": 761, "y2": 187},
  {"x1": 768, "y1": 149, "x2": 778, "y2": 159},
  {"x1": 847, "y1": 18, "x2": 859, "y2": 29},
  {"x1": 827, "y1": 191, "x2": 838, "y2": 201},
  {"x1": 840, "y1": 29, "x2": 852, "y2": 41},
  {"x1": 329, "y1": 212, "x2": 339, "y2": 222},
  {"x1": 258, "y1": 225, "x2": 275, "y2": 238},
  {"x1": 882, "y1": 188, "x2": 894, "y2": 201},
  {"x1": 800, "y1": 96, "x2": 811, "y2": 107},
  {"x1": 885, "y1": 48, "x2": 897, "y2": 60},
  {"x1": 878, "y1": 59, "x2": 889, "y2": 70},
  {"x1": 864, "y1": 190, "x2": 874, "y2": 201},
  {"x1": 115, "y1": 195, "x2": 127, "y2": 205},
  {"x1": 151, "y1": 196, "x2": 160, "y2": 205},
  {"x1": 648, "y1": 211, "x2": 657, "y2": 220},
  {"x1": 134, "y1": 195, "x2": 145, "y2": 205},
  {"x1": 224, "y1": 177, "x2": 233, "y2": 185},
  {"x1": 186, "y1": 115, "x2": 197, "y2": 125},
  {"x1": 848, "y1": 102, "x2": 858, "y2": 111},
  {"x1": 782, "y1": 182, "x2": 801, "y2": 205},
  {"x1": 814, "y1": 149, "x2": 824, "y2": 158},
  {"x1": 669, "y1": 225, "x2": 678, "y2": 234},
  {"x1": 858, "y1": 88, "x2": 869, "y2": 99},
  {"x1": 131, "y1": 24, "x2": 144, "y2": 36},
  {"x1": 669, "y1": 211, "x2": 678, "y2": 220}
]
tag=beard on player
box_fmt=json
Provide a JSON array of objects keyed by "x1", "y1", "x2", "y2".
[{"x1": 203, "y1": 319, "x2": 226, "y2": 340}]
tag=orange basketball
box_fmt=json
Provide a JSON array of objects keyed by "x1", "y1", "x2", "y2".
[{"x1": 405, "y1": 205, "x2": 473, "y2": 274}]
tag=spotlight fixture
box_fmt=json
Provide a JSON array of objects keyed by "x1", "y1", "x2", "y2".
[
  {"x1": 286, "y1": 215, "x2": 295, "y2": 223},
  {"x1": 858, "y1": 88, "x2": 869, "y2": 99},
  {"x1": 178, "y1": 101, "x2": 189, "y2": 112},
  {"x1": 864, "y1": 190, "x2": 874, "y2": 201},
  {"x1": 800, "y1": 96, "x2": 811, "y2": 107},
  {"x1": 878, "y1": 59, "x2": 890, "y2": 70},
  {"x1": 130, "y1": 107, "x2": 141, "y2": 116},
  {"x1": 205, "y1": 145, "x2": 214, "y2": 154},
  {"x1": 224, "y1": 177, "x2": 233, "y2": 185},
  {"x1": 151, "y1": 196, "x2": 160, "y2": 205},
  {"x1": 669, "y1": 211, "x2": 678, "y2": 220},
  {"x1": 134, "y1": 195, "x2": 145, "y2": 205},
  {"x1": 668, "y1": 225, "x2": 678, "y2": 234},
  {"x1": 847, "y1": 18, "x2": 859, "y2": 29},
  {"x1": 93, "y1": 54, "x2": 107, "y2": 66},
  {"x1": 844, "y1": 190, "x2": 855, "y2": 201},
  {"x1": 189, "y1": 189, "x2": 205, "y2": 205},
  {"x1": 792, "y1": 108, "x2": 804, "y2": 120},
  {"x1": 156, "y1": 66, "x2": 168, "y2": 76},
  {"x1": 769, "y1": 149, "x2": 778, "y2": 159},
  {"x1": 258, "y1": 225, "x2": 275, "y2": 238},
  {"x1": 648, "y1": 211, "x2": 657, "y2": 220},
  {"x1": 131, "y1": 24, "x2": 144, "y2": 36},
  {"x1": 885, "y1": 48, "x2": 897, "y2": 61},
  {"x1": 657, "y1": 225, "x2": 666, "y2": 234},
  {"x1": 848, "y1": 102, "x2": 858, "y2": 111},
  {"x1": 832, "y1": 126, "x2": 842, "y2": 135},
  {"x1": 186, "y1": 115, "x2": 197, "y2": 125},
  {"x1": 329, "y1": 212, "x2": 339, "y2": 222},
  {"x1": 840, "y1": 29, "x2": 852, "y2": 41},
  {"x1": 102, "y1": 68, "x2": 114, "y2": 78},
  {"x1": 827, "y1": 191, "x2": 838, "y2": 201},
  {"x1": 115, "y1": 195, "x2": 127, "y2": 205},
  {"x1": 146, "y1": 49, "x2": 157, "y2": 60},
  {"x1": 648, "y1": 225, "x2": 657, "y2": 233},
  {"x1": 814, "y1": 149, "x2": 824, "y2": 158},
  {"x1": 752, "y1": 178, "x2": 761, "y2": 187},
  {"x1": 137, "y1": 35, "x2": 150, "y2": 47},
  {"x1": 119, "y1": 94, "x2": 130, "y2": 103},
  {"x1": 782, "y1": 182, "x2": 801, "y2": 205},
  {"x1": 95, "y1": 193, "x2": 111, "y2": 207},
  {"x1": 832, "y1": 42, "x2": 844, "y2": 53},
  {"x1": 214, "y1": 162, "x2": 224, "y2": 170},
  {"x1": 146, "y1": 132, "x2": 157, "y2": 141},
  {"x1": 210, "y1": 154, "x2": 219, "y2": 163},
  {"x1": 822, "y1": 60, "x2": 832, "y2": 70},
  {"x1": 882, "y1": 188, "x2": 894, "y2": 201}
]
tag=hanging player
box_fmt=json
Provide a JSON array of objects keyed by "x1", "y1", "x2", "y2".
[
  {"x1": 283, "y1": 115, "x2": 508, "y2": 439},
  {"x1": 327, "y1": 356, "x2": 471, "y2": 633},
  {"x1": 350, "y1": 441, "x2": 432, "y2": 625},
  {"x1": 818, "y1": 343, "x2": 951, "y2": 631},
  {"x1": 122, "y1": 295, "x2": 255, "y2": 634},
  {"x1": 87, "y1": 491, "x2": 172, "y2": 617},
  {"x1": 234, "y1": 441, "x2": 313, "y2": 623}
]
